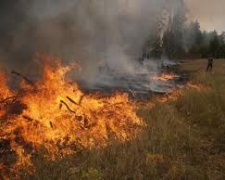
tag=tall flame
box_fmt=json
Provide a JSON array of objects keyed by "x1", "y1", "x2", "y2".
[{"x1": 0, "y1": 56, "x2": 144, "y2": 175}]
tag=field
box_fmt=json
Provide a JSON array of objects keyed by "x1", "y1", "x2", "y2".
[{"x1": 21, "y1": 59, "x2": 225, "y2": 179}]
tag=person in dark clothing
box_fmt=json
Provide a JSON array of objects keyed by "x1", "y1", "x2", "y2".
[{"x1": 206, "y1": 57, "x2": 213, "y2": 72}]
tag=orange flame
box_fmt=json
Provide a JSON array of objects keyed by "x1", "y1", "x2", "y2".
[
  {"x1": 152, "y1": 73, "x2": 178, "y2": 81},
  {"x1": 0, "y1": 56, "x2": 144, "y2": 175}
]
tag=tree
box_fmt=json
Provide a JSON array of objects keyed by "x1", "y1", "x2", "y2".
[{"x1": 183, "y1": 21, "x2": 202, "y2": 57}]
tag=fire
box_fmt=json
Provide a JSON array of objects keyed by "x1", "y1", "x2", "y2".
[
  {"x1": 0, "y1": 72, "x2": 15, "y2": 117},
  {"x1": 157, "y1": 90, "x2": 182, "y2": 103},
  {"x1": 152, "y1": 73, "x2": 178, "y2": 81},
  {"x1": 0, "y1": 56, "x2": 144, "y2": 176},
  {"x1": 187, "y1": 82, "x2": 208, "y2": 91}
]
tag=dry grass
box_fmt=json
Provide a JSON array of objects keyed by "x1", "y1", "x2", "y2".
[{"x1": 20, "y1": 59, "x2": 225, "y2": 180}]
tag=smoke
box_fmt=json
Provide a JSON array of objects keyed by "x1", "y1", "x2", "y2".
[
  {"x1": 0, "y1": 0, "x2": 185, "y2": 92},
  {"x1": 186, "y1": 0, "x2": 225, "y2": 33}
]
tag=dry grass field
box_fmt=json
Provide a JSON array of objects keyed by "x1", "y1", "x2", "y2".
[{"x1": 20, "y1": 59, "x2": 225, "y2": 180}]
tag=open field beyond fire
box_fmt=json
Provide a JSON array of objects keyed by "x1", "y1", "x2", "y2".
[{"x1": 1, "y1": 59, "x2": 225, "y2": 179}]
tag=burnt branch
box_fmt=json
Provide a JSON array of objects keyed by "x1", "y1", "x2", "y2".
[
  {"x1": 78, "y1": 95, "x2": 85, "y2": 105},
  {"x1": 66, "y1": 95, "x2": 85, "y2": 106},
  {"x1": 11, "y1": 71, "x2": 34, "y2": 87},
  {"x1": 60, "y1": 100, "x2": 76, "y2": 114},
  {"x1": 0, "y1": 96, "x2": 17, "y2": 104},
  {"x1": 23, "y1": 115, "x2": 34, "y2": 122},
  {"x1": 49, "y1": 121, "x2": 53, "y2": 129},
  {"x1": 66, "y1": 96, "x2": 79, "y2": 106},
  {"x1": 22, "y1": 115, "x2": 44, "y2": 128}
]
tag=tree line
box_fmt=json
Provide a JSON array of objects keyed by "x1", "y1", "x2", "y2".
[{"x1": 146, "y1": 8, "x2": 225, "y2": 60}]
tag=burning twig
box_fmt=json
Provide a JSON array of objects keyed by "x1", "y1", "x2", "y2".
[
  {"x1": 78, "y1": 95, "x2": 85, "y2": 105},
  {"x1": 23, "y1": 115, "x2": 34, "y2": 122},
  {"x1": 22, "y1": 115, "x2": 45, "y2": 129},
  {"x1": 59, "y1": 99, "x2": 93, "y2": 129},
  {"x1": 0, "y1": 96, "x2": 17, "y2": 104},
  {"x1": 66, "y1": 96, "x2": 80, "y2": 106},
  {"x1": 11, "y1": 71, "x2": 34, "y2": 87},
  {"x1": 49, "y1": 121, "x2": 53, "y2": 129},
  {"x1": 60, "y1": 100, "x2": 76, "y2": 114},
  {"x1": 0, "y1": 59, "x2": 144, "y2": 178},
  {"x1": 59, "y1": 103, "x2": 63, "y2": 110}
]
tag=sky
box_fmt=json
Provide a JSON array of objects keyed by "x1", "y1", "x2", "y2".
[{"x1": 186, "y1": 0, "x2": 225, "y2": 33}]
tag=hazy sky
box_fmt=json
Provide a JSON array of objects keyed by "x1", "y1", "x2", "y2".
[{"x1": 187, "y1": 0, "x2": 225, "y2": 33}]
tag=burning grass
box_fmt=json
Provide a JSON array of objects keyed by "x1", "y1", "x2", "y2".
[
  {"x1": 152, "y1": 73, "x2": 179, "y2": 81},
  {"x1": 0, "y1": 56, "x2": 144, "y2": 178},
  {"x1": 1, "y1": 59, "x2": 225, "y2": 179},
  {"x1": 21, "y1": 59, "x2": 225, "y2": 180}
]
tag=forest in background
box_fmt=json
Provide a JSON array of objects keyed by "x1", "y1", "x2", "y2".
[{"x1": 146, "y1": 4, "x2": 225, "y2": 60}]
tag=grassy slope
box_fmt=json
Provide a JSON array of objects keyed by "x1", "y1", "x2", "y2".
[{"x1": 23, "y1": 59, "x2": 225, "y2": 180}]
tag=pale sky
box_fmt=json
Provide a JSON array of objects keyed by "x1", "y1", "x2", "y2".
[{"x1": 186, "y1": 0, "x2": 225, "y2": 33}]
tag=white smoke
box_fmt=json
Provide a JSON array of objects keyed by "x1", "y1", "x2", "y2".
[{"x1": 0, "y1": 0, "x2": 185, "y2": 92}]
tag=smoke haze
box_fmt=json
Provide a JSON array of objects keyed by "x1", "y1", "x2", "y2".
[
  {"x1": 0, "y1": 0, "x2": 203, "y2": 92},
  {"x1": 187, "y1": 0, "x2": 225, "y2": 33},
  {"x1": 0, "y1": 1, "x2": 181, "y2": 68}
]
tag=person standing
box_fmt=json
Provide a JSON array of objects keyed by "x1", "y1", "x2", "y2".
[{"x1": 206, "y1": 57, "x2": 213, "y2": 72}]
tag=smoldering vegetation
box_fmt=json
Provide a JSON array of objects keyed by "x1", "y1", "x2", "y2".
[{"x1": 0, "y1": 0, "x2": 190, "y2": 92}]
